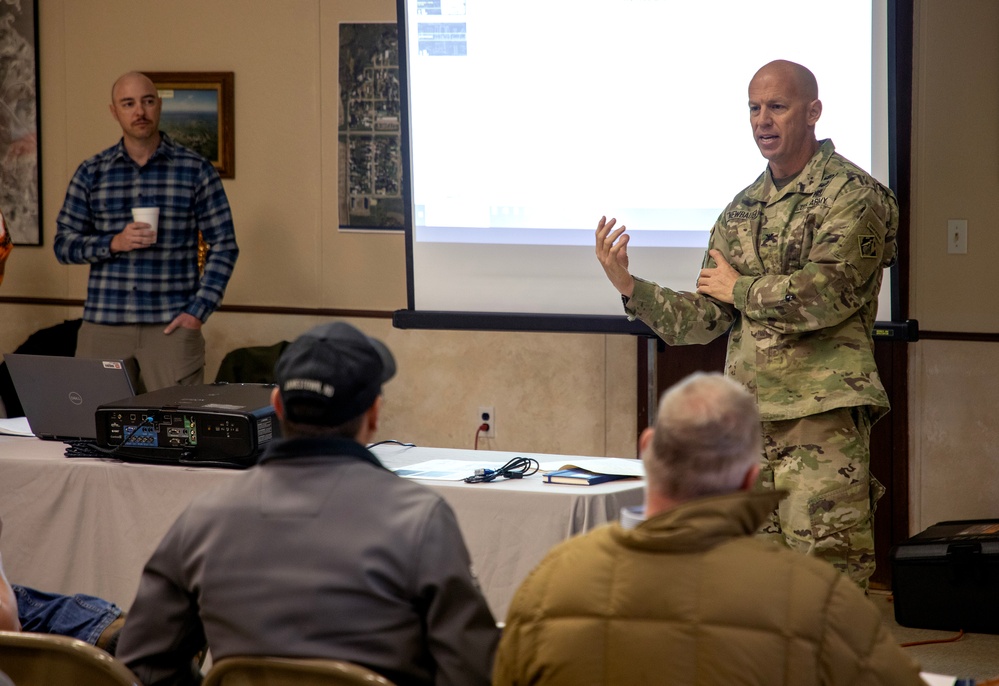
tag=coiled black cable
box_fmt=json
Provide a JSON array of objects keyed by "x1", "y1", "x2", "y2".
[{"x1": 464, "y1": 456, "x2": 540, "y2": 483}]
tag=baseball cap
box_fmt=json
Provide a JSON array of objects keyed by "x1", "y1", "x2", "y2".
[{"x1": 275, "y1": 322, "x2": 396, "y2": 425}]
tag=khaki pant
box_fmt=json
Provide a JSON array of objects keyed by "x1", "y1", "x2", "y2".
[
  {"x1": 757, "y1": 406, "x2": 884, "y2": 591},
  {"x1": 76, "y1": 322, "x2": 205, "y2": 393}
]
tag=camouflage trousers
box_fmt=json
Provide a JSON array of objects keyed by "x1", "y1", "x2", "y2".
[{"x1": 757, "y1": 406, "x2": 884, "y2": 591}]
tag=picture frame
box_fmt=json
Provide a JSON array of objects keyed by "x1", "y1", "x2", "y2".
[
  {"x1": 337, "y1": 23, "x2": 403, "y2": 231},
  {"x1": 0, "y1": 0, "x2": 42, "y2": 245},
  {"x1": 144, "y1": 71, "x2": 235, "y2": 178}
]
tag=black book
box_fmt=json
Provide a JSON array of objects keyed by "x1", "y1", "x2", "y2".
[{"x1": 543, "y1": 468, "x2": 634, "y2": 486}]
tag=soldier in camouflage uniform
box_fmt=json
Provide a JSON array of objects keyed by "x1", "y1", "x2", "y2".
[{"x1": 595, "y1": 60, "x2": 898, "y2": 589}]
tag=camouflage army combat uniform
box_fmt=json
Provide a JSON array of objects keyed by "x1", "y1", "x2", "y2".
[{"x1": 625, "y1": 140, "x2": 898, "y2": 588}]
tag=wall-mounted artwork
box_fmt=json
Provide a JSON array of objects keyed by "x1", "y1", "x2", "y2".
[
  {"x1": 0, "y1": 0, "x2": 41, "y2": 245},
  {"x1": 145, "y1": 71, "x2": 235, "y2": 178},
  {"x1": 338, "y1": 23, "x2": 403, "y2": 230}
]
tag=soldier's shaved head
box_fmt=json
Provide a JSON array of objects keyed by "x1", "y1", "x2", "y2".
[{"x1": 751, "y1": 60, "x2": 818, "y2": 102}]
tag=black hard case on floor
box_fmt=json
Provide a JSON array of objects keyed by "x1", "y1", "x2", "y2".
[{"x1": 890, "y1": 519, "x2": 999, "y2": 634}]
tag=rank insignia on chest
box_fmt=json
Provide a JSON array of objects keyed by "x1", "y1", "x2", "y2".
[{"x1": 858, "y1": 234, "x2": 879, "y2": 259}]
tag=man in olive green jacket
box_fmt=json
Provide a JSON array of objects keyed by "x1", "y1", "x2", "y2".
[{"x1": 493, "y1": 373, "x2": 924, "y2": 686}]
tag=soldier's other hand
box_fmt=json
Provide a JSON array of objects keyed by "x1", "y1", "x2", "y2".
[{"x1": 696, "y1": 249, "x2": 738, "y2": 304}]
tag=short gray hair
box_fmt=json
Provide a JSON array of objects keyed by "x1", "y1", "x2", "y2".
[{"x1": 643, "y1": 372, "x2": 761, "y2": 500}]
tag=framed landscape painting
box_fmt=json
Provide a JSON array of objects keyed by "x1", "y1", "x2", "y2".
[{"x1": 145, "y1": 71, "x2": 235, "y2": 178}]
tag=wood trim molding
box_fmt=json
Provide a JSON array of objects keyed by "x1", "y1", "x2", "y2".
[
  {"x1": 917, "y1": 331, "x2": 999, "y2": 342},
  {"x1": 0, "y1": 297, "x2": 395, "y2": 320},
  {"x1": 0, "y1": 296, "x2": 83, "y2": 307}
]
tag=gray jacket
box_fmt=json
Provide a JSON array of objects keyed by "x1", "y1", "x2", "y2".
[{"x1": 117, "y1": 437, "x2": 499, "y2": 686}]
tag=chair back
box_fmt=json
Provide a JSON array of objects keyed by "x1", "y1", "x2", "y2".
[
  {"x1": 203, "y1": 656, "x2": 396, "y2": 686},
  {"x1": 0, "y1": 630, "x2": 140, "y2": 686}
]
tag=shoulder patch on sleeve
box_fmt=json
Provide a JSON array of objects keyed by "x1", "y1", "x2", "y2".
[{"x1": 858, "y1": 229, "x2": 879, "y2": 259}]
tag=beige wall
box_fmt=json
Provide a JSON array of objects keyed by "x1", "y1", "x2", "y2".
[
  {"x1": 907, "y1": 0, "x2": 999, "y2": 531},
  {"x1": 3, "y1": 0, "x2": 999, "y2": 523}
]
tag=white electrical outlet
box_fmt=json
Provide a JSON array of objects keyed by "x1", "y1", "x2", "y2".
[
  {"x1": 947, "y1": 219, "x2": 968, "y2": 254},
  {"x1": 477, "y1": 406, "x2": 495, "y2": 438}
]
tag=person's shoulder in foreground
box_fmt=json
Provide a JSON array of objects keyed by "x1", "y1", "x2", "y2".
[
  {"x1": 116, "y1": 322, "x2": 498, "y2": 686},
  {"x1": 493, "y1": 372, "x2": 924, "y2": 686}
]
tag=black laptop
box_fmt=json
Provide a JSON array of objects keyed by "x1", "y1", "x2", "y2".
[{"x1": 4, "y1": 354, "x2": 137, "y2": 441}]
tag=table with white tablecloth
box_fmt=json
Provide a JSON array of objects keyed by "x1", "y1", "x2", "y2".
[{"x1": 0, "y1": 436, "x2": 643, "y2": 619}]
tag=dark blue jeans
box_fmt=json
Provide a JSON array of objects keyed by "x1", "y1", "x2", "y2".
[{"x1": 13, "y1": 584, "x2": 122, "y2": 645}]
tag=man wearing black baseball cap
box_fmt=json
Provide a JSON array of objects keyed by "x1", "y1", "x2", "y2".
[{"x1": 118, "y1": 322, "x2": 500, "y2": 686}]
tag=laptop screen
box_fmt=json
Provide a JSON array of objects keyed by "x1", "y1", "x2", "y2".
[{"x1": 4, "y1": 354, "x2": 136, "y2": 441}]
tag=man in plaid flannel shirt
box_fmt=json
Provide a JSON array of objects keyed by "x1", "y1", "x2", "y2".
[{"x1": 54, "y1": 71, "x2": 238, "y2": 392}]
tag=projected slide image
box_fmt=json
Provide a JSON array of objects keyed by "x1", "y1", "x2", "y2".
[
  {"x1": 338, "y1": 23, "x2": 405, "y2": 229},
  {"x1": 404, "y1": 0, "x2": 880, "y2": 243},
  {"x1": 417, "y1": 0, "x2": 467, "y2": 17},
  {"x1": 417, "y1": 23, "x2": 467, "y2": 56}
]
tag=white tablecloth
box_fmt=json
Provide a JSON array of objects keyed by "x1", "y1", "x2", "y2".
[{"x1": 0, "y1": 436, "x2": 643, "y2": 619}]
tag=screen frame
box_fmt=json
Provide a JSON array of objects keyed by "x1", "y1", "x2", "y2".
[{"x1": 393, "y1": 0, "x2": 917, "y2": 341}]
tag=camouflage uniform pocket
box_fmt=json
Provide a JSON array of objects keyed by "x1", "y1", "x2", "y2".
[
  {"x1": 807, "y1": 477, "x2": 883, "y2": 586},
  {"x1": 869, "y1": 475, "x2": 886, "y2": 516},
  {"x1": 807, "y1": 480, "x2": 871, "y2": 540}
]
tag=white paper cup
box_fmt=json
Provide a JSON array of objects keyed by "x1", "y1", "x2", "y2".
[
  {"x1": 131, "y1": 207, "x2": 160, "y2": 243},
  {"x1": 619, "y1": 505, "x2": 646, "y2": 530}
]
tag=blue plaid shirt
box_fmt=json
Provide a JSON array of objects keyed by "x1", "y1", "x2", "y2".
[{"x1": 54, "y1": 133, "x2": 238, "y2": 324}]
